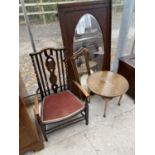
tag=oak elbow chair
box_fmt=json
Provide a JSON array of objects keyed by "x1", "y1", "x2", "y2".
[{"x1": 29, "y1": 48, "x2": 89, "y2": 141}]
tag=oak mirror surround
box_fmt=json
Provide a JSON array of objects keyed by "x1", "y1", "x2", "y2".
[
  {"x1": 58, "y1": 0, "x2": 112, "y2": 93},
  {"x1": 73, "y1": 13, "x2": 104, "y2": 72}
]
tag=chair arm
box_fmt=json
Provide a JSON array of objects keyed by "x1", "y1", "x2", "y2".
[{"x1": 72, "y1": 80, "x2": 90, "y2": 98}]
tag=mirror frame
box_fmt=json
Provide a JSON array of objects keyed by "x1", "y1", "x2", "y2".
[{"x1": 58, "y1": 0, "x2": 112, "y2": 86}]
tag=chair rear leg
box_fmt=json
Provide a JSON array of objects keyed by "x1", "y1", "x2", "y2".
[
  {"x1": 87, "y1": 96, "x2": 90, "y2": 103},
  {"x1": 85, "y1": 103, "x2": 89, "y2": 125}
]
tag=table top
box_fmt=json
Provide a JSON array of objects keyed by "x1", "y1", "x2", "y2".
[{"x1": 87, "y1": 71, "x2": 129, "y2": 98}]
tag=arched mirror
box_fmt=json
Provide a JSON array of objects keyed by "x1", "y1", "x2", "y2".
[
  {"x1": 58, "y1": 0, "x2": 111, "y2": 94},
  {"x1": 73, "y1": 14, "x2": 104, "y2": 73}
]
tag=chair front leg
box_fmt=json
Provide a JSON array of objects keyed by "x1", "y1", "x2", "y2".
[
  {"x1": 35, "y1": 115, "x2": 48, "y2": 141},
  {"x1": 41, "y1": 124, "x2": 48, "y2": 142},
  {"x1": 38, "y1": 117, "x2": 48, "y2": 142}
]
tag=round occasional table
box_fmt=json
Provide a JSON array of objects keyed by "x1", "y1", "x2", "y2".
[{"x1": 87, "y1": 71, "x2": 129, "y2": 117}]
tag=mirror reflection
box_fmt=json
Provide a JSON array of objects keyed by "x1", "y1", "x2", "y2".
[{"x1": 73, "y1": 13, "x2": 104, "y2": 72}]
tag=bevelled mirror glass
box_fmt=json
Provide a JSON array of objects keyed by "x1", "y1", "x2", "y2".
[{"x1": 73, "y1": 13, "x2": 104, "y2": 73}]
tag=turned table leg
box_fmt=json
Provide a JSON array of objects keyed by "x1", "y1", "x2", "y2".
[
  {"x1": 103, "y1": 98, "x2": 110, "y2": 117},
  {"x1": 118, "y1": 95, "x2": 123, "y2": 106}
]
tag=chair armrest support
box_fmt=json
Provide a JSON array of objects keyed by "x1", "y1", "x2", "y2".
[
  {"x1": 72, "y1": 80, "x2": 90, "y2": 98},
  {"x1": 33, "y1": 95, "x2": 39, "y2": 116}
]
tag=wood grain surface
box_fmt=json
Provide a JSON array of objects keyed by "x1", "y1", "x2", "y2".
[{"x1": 87, "y1": 71, "x2": 129, "y2": 97}]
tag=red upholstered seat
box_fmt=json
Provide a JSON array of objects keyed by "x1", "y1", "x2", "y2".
[{"x1": 42, "y1": 90, "x2": 85, "y2": 124}]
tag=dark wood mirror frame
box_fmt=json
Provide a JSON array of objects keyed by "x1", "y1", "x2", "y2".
[{"x1": 58, "y1": 0, "x2": 112, "y2": 88}]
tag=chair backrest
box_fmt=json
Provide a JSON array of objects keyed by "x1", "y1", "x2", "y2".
[
  {"x1": 70, "y1": 47, "x2": 91, "y2": 84},
  {"x1": 29, "y1": 48, "x2": 68, "y2": 100}
]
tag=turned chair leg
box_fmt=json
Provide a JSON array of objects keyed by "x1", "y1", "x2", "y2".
[
  {"x1": 37, "y1": 117, "x2": 48, "y2": 141},
  {"x1": 118, "y1": 95, "x2": 123, "y2": 106},
  {"x1": 39, "y1": 124, "x2": 48, "y2": 142}
]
